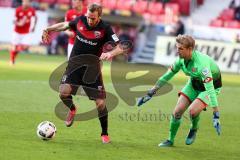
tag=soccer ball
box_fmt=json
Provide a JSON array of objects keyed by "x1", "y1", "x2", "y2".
[{"x1": 36, "y1": 121, "x2": 57, "y2": 140}]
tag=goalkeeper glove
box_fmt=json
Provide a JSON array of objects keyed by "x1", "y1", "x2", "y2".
[
  {"x1": 213, "y1": 111, "x2": 221, "y2": 136},
  {"x1": 137, "y1": 89, "x2": 156, "y2": 107}
]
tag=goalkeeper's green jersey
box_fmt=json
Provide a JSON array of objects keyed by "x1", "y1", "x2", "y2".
[{"x1": 156, "y1": 50, "x2": 222, "y2": 107}]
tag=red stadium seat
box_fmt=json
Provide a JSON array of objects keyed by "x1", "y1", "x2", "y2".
[
  {"x1": 86, "y1": 0, "x2": 102, "y2": 5},
  {"x1": 142, "y1": 12, "x2": 151, "y2": 20},
  {"x1": 132, "y1": 0, "x2": 148, "y2": 14},
  {"x1": 209, "y1": 19, "x2": 223, "y2": 27},
  {"x1": 219, "y1": 9, "x2": 235, "y2": 21},
  {"x1": 165, "y1": 3, "x2": 179, "y2": 15},
  {"x1": 0, "y1": 0, "x2": 12, "y2": 7},
  {"x1": 39, "y1": 0, "x2": 56, "y2": 3},
  {"x1": 177, "y1": 0, "x2": 190, "y2": 16},
  {"x1": 197, "y1": 0, "x2": 204, "y2": 5},
  {"x1": 151, "y1": 14, "x2": 166, "y2": 24},
  {"x1": 57, "y1": 0, "x2": 71, "y2": 5},
  {"x1": 56, "y1": 0, "x2": 71, "y2": 10},
  {"x1": 170, "y1": 0, "x2": 179, "y2": 3},
  {"x1": 224, "y1": 20, "x2": 240, "y2": 28},
  {"x1": 102, "y1": 0, "x2": 117, "y2": 10},
  {"x1": 147, "y1": 2, "x2": 164, "y2": 15},
  {"x1": 39, "y1": 0, "x2": 56, "y2": 10},
  {"x1": 116, "y1": 0, "x2": 132, "y2": 11}
]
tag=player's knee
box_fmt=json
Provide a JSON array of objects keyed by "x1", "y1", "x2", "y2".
[
  {"x1": 189, "y1": 109, "x2": 197, "y2": 118},
  {"x1": 59, "y1": 84, "x2": 72, "y2": 99},
  {"x1": 173, "y1": 107, "x2": 184, "y2": 119},
  {"x1": 96, "y1": 99, "x2": 106, "y2": 110},
  {"x1": 172, "y1": 111, "x2": 182, "y2": 119}
]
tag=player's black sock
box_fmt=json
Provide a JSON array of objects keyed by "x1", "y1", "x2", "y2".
[
  {"x1": 98, "y1": 106, "x2": 108, "y2": 136},
  {"x1": 60, "y1": 95, "x2": 76, "y2": 111}
]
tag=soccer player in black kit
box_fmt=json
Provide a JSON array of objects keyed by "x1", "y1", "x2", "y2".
[{"x1": 42, "y1": 3, "x2": 126, "y2": 143}]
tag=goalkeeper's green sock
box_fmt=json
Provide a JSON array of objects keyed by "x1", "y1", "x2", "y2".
[
  {"x1": 168, "y1": 115, "x2": 181, "y2": 143},
  {"x1": 190, "y1": 114, "x2": 200, "y2": 130}
]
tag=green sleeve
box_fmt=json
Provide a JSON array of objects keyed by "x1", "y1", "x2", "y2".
[
  {"x1": 155, "y1": 58, "x2": 181, "y2": 87},
  {"x1": 200, "y1": 66, "x2": 218, "y2": 107}
]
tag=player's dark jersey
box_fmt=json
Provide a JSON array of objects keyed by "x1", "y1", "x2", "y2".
[{"x1": 68, "y1": 15, "x2": 119, "y2": 58}]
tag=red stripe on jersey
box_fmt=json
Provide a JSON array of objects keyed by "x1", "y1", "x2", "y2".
[
  {"x1": 203, "y1": 77, "x2": 213, "y2": 83},
  {"x1": 76, "y1": 20, "x2": 105, "y2": 39}
]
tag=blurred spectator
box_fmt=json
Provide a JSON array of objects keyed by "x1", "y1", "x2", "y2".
[
  {"x1": 174, "y1": 19, "x2": 185, "y2": 35},
  {"x1": 48, "y1": 32, "x2": 68, "y2": 55},
  {"x1": 119, "y1": 28, "x2": 131, "y2": 41},
  {"x1": 236, "y1": 33, "x2": 240, "y2": 43},
  {"x1": 234, "y1": 6, "x2": 240, "y2": 21},
  {"x1": 229, "y1": 0, "x2": 240, "y2": 9},
  {"x1": 165, "y1": 18, "x2": 185, "y2": 36},
  {"x1": 230, "y1": 0, "x2": 240, "y2": 21},
  {"x1": 47, "y1": 18, "x2": 68, "y2": 55},
  {"x1": 31, "y1": 0, "x2": 40, "y2": 10},
  {"x1": 12, "y1": 0, "x2": 22, "y2": 8}
]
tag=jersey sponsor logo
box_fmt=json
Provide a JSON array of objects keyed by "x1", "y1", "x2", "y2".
[
  {"x1": 203, "y1": 77, "x2": 213, "y2": 83},
  {"x1": 94, "y1": 31, "x2": 101, "y2": 38},
  {"x1": 202, "y1": 67, "x2": 210, "y2": 76},
  {"x1": 76, "y1": 35, "x2": 97, "y2": 46},
  {"x1": 112, "y1": 34, "x2": 119, "y2": 42}
]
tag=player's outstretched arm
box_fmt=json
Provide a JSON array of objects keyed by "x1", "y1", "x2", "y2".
[
  {"x1": 137, "y1": 86, "x2": 159, "y2": 107},
  {"x1": 44, "y1": 22, "x2": 70, "y2": 32},
  {"x1": 137, "y1": 59, "x2": 180, "y2": 107},
  {"x1": 213, "y1": 107, "x2": 221, "y2": 135},
  {"x1": 42, "y1": 22, "x2": 70, "y2": 44}
]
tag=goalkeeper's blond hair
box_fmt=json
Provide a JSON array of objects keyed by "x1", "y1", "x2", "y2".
[{"x1": 176, "y1": 34, "x2": 195, "y2": 49}]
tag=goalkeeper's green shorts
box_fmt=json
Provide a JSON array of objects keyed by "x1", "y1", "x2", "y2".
[{"x1": 179, "y1": 82, "x2": 221, "y2": 107}]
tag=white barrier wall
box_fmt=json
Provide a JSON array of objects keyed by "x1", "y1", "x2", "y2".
[
  {"x1": 0, "y1": 7, "x2": 48, "y2": 45},
  {"x1": 190, "y1": 25, "x2": 240, "y2": 42},
  {"x1": 154, "y1": 36, "x2": 240, "y2": 73}
]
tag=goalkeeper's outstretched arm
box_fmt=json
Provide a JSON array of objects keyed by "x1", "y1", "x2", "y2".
[{"x1": 137, "y1": 67, "x2": 179, "y2": 107}]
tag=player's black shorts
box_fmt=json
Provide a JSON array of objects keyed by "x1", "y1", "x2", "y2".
[{"x1": 61, "y1": 59, "x2": 106, "y2": 100}]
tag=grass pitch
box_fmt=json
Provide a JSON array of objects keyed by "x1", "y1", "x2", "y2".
[{"x1": 0, "y1": 51, "x2": 240, "y2": 160}]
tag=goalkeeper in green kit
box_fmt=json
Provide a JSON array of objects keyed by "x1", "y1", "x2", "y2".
[{"x1": 137, "y1": 35, "x2": 222, "y2": 147}]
